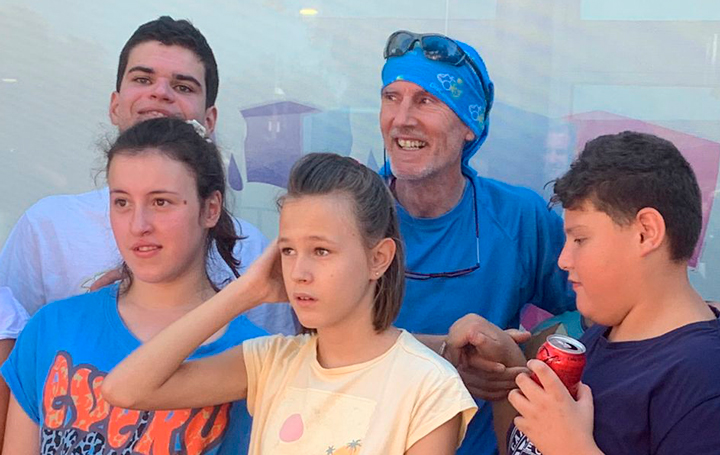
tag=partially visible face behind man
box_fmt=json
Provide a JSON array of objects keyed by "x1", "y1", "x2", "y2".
[
  {"x1": 109, "y1": 41, "x2": 218, "y2": 133},
  {"x1": 380, "y1": 80, "x2": 474, "y2": 182}
]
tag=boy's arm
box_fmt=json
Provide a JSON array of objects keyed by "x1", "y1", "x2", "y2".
[
  {"x1": 2, "y1": 394, "x2": 39, "y2": 454},
  {"x1": 405, "y1": 414, "x2": 462, "y2": 455},
  {"x1": 102, "y1": 243, "x2": 286, "y2": 411},
  {"x1": 508, "y1": 359, "x2": 604, "y2": 455}
]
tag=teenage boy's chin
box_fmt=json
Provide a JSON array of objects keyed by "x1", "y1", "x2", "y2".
[{"x1": 577, "y1": 301, "x2": 618, "y2": 328}]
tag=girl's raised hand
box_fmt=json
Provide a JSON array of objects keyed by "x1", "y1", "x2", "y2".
[{"x1": 231, "y1": 239, "x2": 288, "y2": 305}]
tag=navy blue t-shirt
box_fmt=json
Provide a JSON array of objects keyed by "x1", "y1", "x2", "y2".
[
  {"x1": 581, "y1": 317, "x2": 720, "y2": 454},
  {"x1": 509, "y1": 316, "x2": 720, "y2": 454}
]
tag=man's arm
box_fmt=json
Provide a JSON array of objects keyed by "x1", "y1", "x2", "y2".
[
  {"x1": 0, "y1": 212, "x2": 46, "y2": 315},
  {"x1": 491, "y1": 399, "x2": 516, "y2": 455},
  {"x1": 414, "y1": 315, "x2": 530, "y2": 401},
  {"x1": 528, "y1": 204, "x2": 576, "y2": 316}
]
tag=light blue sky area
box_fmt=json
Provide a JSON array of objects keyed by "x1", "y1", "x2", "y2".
[
  {"x1": 581, "y1": 0, "x2": 720, "y2": 21},
  {"x1": 573, "y1": 85, "x2": 720, "y2": 121},
  {"x1": 316, "y1": 0, "x2": 496, "y2": 19}
]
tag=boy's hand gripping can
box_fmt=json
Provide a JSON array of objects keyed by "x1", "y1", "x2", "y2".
[
  {"x1": 508, "y1": 335, "x2": 587, "y2": 455},
  {"x1": 532, "y1": 334, "x2": 586, "y2": 398}
]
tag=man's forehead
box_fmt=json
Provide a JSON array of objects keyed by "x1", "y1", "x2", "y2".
[
  {"x1": 382, "y1": 80, "x2": 427, "y2": 94},
  {"x1": 125, "y1": 41, "x2": 204, "y2": 75}
]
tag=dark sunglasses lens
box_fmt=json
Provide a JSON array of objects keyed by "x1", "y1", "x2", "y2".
[
  {"x1": 421, "y1": 36, "x2": 464, "y2": 64},
  {"x1": 386, "y1": 32, "x2": 416, "y2": 58}
]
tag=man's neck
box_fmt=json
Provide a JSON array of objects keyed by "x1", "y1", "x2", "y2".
[
  {"x1": 609, "y1": 265, "x2": 714, "y2": 342},
  {"x1": 394, "y1": 169, "x2": 467, "y2": 218}
]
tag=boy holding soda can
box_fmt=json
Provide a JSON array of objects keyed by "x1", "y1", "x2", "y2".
[{"x1": 505, "y1": 131, "x2": 720, "y2": 454}]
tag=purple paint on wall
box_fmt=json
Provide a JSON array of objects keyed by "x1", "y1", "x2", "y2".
[
  {"x1": 240, "y1": 101, "x2": 319, "y2": 188},
  {"x1": 228, "y1": 153, "x2": 243, "y2": 191}
]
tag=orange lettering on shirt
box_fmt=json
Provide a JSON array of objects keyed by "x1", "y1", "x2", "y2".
[
  {"x1": 106, "y1": 406, "x2": 143, "y2": 449},
  {"x1": 70, "y1": 368, "x2": 110, "y2": 431},
  {"x1": 184, "y1": 405, "x2": 231, "y2": 455},
  {"x1": 42, "y1": 352, "x2": 70, "y2": 429},
  {"x1": 133, "y1": 408, "x2": 192, "y2": 455}
]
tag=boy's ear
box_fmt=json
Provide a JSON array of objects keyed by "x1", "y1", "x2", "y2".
[
  {"x1": 635, "y1": 207, "x2": 666, "y2": 257},
  {"x1": 109, "y1": 91, "x2": 121, "y2": 126},
  {"x1": 369, "y1": 238, "x2": 396, "y2": 280}
]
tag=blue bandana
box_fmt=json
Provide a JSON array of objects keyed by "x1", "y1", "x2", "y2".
[{"x1": 381, "y1": 41, "x2": 494, "y2": 173}]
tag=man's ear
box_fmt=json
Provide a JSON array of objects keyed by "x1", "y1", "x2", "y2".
[
  {"x1": 369, "y1": 238, "x2": 396, "y2": 280},
  {"x1": 635, "y1": 207, "x2": 666, "y2": 257},
  {"x1": 204, "y1": 106, "x2": 218, "y2": 134},
  {"x1": 202, "y1": 190, "x2": 222, "y2": 228},
  {"x1": 464, "y1": 125, "x2": 476, "y2": 142},
  {"x1": 109, "y1": 91, "x2": 121, "y2": 126}
]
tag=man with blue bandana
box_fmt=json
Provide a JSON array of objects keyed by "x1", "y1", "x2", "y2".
[{"x1": 379, "y1": 31, "x2": 576, "y2": 454}]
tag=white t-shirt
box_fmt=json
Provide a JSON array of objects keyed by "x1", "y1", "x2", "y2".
[
  {"x1": 0, "y1": 287, "x2": 29, "y2": 340},
  {"x1": 243, "y1": 330, "x2": 477, "y2": 454},
  {"x1": 0, "y1": 188, "x2": 296, "y2": 335}
]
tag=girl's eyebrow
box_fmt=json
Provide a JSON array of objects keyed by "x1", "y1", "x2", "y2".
[
  {"x1": 109, "y1": 189, "x2": 181, "y2": 195},
  {"x1": 278, "y1": 235, "x2": 338, "y2": 244}
]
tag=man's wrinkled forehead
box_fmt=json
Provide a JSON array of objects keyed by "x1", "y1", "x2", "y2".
[{"x1": 381, "y1": 80, "x2": 442, "y2": 102}]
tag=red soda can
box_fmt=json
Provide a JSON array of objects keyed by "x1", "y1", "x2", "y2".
[{"x1": 532, "y1": 334, "x2": 586, "y2": 398}]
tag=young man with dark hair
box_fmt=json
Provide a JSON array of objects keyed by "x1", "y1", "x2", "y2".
[
  {"x1": 0, "y1": 16, "x2": 295, "y2": 336},
  {"x1": 507, "y1": 131, "x2": 720, "y2": 454},
  {"x1": 116, "y1": 15, "x2": 220, "y2": 109}
]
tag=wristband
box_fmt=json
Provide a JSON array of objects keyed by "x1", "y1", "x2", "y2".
[{"x1": 438, "y1": 339, "x2": 448, "y2": 358}]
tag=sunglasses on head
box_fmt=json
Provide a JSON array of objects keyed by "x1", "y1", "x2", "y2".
[{"x1": 383, "y1": 30, "x2": 492, "y2": 105}]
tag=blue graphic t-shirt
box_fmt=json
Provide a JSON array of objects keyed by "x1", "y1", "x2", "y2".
[{"x1": 1, "y1": 284, "x2": 267, "y2": 455}]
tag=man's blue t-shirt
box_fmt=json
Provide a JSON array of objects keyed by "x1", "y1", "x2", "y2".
[
  {"x1": 394, "y1": 173, "x2": 576, "y2": 455},
  {"x1": 1, "y1": 284, "x2": 266, "y2": 455}
]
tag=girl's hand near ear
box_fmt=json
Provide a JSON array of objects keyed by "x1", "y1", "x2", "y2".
[{"x1": 229, "y1": 239, "x2": 288, "y2": 306}]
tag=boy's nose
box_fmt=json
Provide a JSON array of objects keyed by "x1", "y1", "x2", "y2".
[{"x1": 557, "y1": 242, "x2": 572, "y2": 271}]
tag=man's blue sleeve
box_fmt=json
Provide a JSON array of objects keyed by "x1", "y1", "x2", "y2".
[{"x1": 527, "y1": 205, "x2": 576, "y2": 315}]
